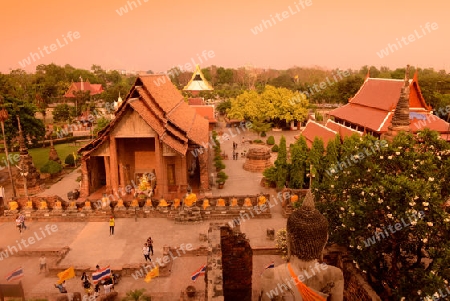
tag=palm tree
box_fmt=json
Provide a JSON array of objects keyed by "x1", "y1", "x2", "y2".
[{"x1": 0, "y1": 97, "x2": 16, "y2": 198}]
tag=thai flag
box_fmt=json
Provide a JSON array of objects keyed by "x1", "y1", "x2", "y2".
[
  {"x1": 191, "y1": 264, "x2": 206, "y2": 281},
  {"x1": 260, "y1": 261, "x2": 275, "y2": 276},
  {"x1": 92, "y1": 266, "x2": 111, "y2": 284},
  {"x1": 5, "y1": 267, "x2": 24, "y2": 282}
]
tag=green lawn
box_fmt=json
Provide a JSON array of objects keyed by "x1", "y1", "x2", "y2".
[{"x1": 2, "y1": 143, "x2": 86, "y2": 171}]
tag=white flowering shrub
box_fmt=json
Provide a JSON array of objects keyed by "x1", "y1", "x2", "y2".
[{"x1": 314, "y1": 129, "x2": 450, "y2": 299}]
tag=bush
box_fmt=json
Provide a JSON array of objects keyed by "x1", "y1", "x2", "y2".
[
  {"x1": 272, "y1": 144, "x2": 279, "y2": 152},
  {"x1": 216, "y1": 171, "x2": 228, "y2": 183},
  {"x1": 65, "y1": 154, "x2": 75, "y2": 166},
  {"x1": 260, "y1": 132, "x2": 267, "y2": 137},
  {"x1": 253, "y1": 139, "x2": 263, "y2": 144},
  {"x1": 266, "y1": 136, "x2": 275, "y2": 145},
  {"x1": 40, "y1": 160, "x2": 63, "y2": 174}
]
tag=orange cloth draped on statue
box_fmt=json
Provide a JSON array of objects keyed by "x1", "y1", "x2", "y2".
[
  {"x1": 185, "y1": 193, "x2": 197, "y2": 207},
  {"x1": 287, "y1": 263, "x2": 326, "y2": 301}
]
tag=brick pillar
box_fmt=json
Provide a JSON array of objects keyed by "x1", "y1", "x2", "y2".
[
  {"x1": 109, "y1": 137, "x2": 119, "y2": 194},
  {"x1": 104, "y1": 156, "x2": 111, "y2": 194},
  {"x1": 80, "y1": 157, "x2": 90, "y2": 198},
  {"x1": 154, "y1": 137, "x2": 162, "y2": 199},
  {"x1": 198, "y1": 149, "x2": 209, "y2": 192},
  {"x1": 221, "y1": 225, "x2": 252, "y2": 301},
  {"x1": 181, "y1": 155, "x2": 187, "y2": 187}
]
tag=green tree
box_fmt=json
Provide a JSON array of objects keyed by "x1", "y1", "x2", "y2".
[
  {"x1": 316, "y1": 130, "x2": 450, "y2": 299},
  {"x1": 308, "y1": 137, "x2": 325, "y2": 188},
  {"x1": 289, "y1": 136, "x2": 308, "y2": 189},
  {"x1": 53, "y1": 104, "x2": 71, "y2": 123},
  {"x1": 0, "y1": 95, "x2": 45, "y2": 146},
  {"x1": 93, "y1": 117, "x2": 111, "y2": 136},
  {"x1": 274, "y1": 136, "x2": 288, "y2": 189}
]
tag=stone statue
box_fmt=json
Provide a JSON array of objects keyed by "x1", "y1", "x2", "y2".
[{"x1": 260, "y1": 191, "x2": 344, "y2": 300}]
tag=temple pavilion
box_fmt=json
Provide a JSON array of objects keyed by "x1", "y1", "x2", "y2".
[
  {"x1": 183, "y1": 65, "x2": 214, "y2": 96},
  {"x1": 78, "y1": 75, "x2": 210, "y2": 200},
  {"x1": 299, "y1": 68, "x2": 450, "y2": 147}
]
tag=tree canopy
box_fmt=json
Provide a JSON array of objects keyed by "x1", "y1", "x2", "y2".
[{"x1": 227, "y1": 85, "x2": 309, "y2": 130}]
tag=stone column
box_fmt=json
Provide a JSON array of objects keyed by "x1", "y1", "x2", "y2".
[
  {"x1": 104, "y1": 156, "x2": 111, "y2": 194},
  {"x1": 154, "y1": 137, "x2": 162, "y2": 199},
  {"x1": 110, "y1": 137, "x2": 119, "y2": 194},
  {"x1": 80, "y1": 157, "x2": 90, "y2": 198}
]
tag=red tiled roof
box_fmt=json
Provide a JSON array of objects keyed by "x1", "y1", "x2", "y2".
[
  {"x1": 299, "y1": 120, "x2": 338, "y2": 148},
  {"x1": 167, "y1": 101, "x2": 196, "y2": 134},
  {"x1": 138, "y1": 75, "x2": 183, "y2": 112},
  {"x1": 330, "y1": 104, "x2": 390, "y2": 132},
  {"x1": 64, "y1": 81, "x2": 104, "y2": 98},
  {"x1": 325, "y1": 120, "x2": 362, "y2": 138},
  {"x1": 80, "y1": 74, "x2": 209, "y2": 156},
  {"x1": 188, "y1": 98, "x2": 205, "y2": 105},
  {"x1": 192, "y1": 106, "x2": 216, "y2": 123},
  {"x1": 349, "y1": 78, "x2": 428, "y2": 111}
]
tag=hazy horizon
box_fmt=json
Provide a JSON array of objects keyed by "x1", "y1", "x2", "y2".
[{"x1": 2, "y1": 0, "x2": 449, "y2": 74}]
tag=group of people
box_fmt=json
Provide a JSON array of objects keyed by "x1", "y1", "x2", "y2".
[
  {"x1": 142, "y1": 237, "x2": 154, "y2": 262},
  {"x1": 80, "y1": 268, "x2": 115, "y2": 298},
  {"x1": 15, "y1": 213, "x2": 27, "y2": 233}
]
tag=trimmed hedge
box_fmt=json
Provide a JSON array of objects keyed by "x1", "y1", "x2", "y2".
[
  {"x1": 272, "y1": 144, "x2": 279, "y2": 152},
  {"x1": 266, "y1": 136, "x2": 275, "y2": 145},
  {"x1": 40, "y1": 160, "x2": 63, "y2": 174}
]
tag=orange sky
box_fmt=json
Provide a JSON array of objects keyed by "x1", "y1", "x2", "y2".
[{"x1": 1, "y1": 0, "x2": 449, "y2": 73}]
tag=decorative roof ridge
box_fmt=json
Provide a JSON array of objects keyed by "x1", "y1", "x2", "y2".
[{"x1": 368, "y1": 78, "x2": 410, "y2": 82}]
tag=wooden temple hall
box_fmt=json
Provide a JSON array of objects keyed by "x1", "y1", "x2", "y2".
[{"x1": 78, "y1": 75, "x2": 210, "y2": 200}]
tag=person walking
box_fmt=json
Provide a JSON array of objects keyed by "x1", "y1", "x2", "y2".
[
  {"x1": 142, "y1": 243, "x2": 151, "y2": 262},
  {"x1": 19, "y1": 213, "x2": 27, "y2": 230},
  {"x1": 39, "y1": 255, "x2": 47, "y2": 273},
  {"x1": 15, "y1": 215, "x2": 22, "y2": 234},
  {"x1": 147, "y1": 237, "x2": 154, "y2": 256},
  {"x1": 109, "y1": 216, "x2": 115, "y2": 235}
]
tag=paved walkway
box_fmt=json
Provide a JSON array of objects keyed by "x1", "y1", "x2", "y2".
[
  {"x1": 0, "y1": 128, "x2": 302, "y2": 300},
  {"x1": 35, "y1": 168, "x2": 81, "y2": 201}
]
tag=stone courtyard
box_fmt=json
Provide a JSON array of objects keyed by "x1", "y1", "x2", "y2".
[{"x1": 0, "y1": 129, "x2": 379, "y2": 300}]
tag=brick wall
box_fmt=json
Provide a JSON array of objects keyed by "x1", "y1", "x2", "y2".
[{"x1": 221, "y1": 225, "x2": 253, "y2": 301}]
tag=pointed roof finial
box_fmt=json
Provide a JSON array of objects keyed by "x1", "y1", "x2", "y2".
[
  {"x1": 404, "y1": 65, "x2": 410, "y2": 86},
  {"x1": 302, "y1": 190, "x2": 315, "y2": 210}
]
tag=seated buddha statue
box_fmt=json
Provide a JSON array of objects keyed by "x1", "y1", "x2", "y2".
[
  {"x1": 184, "y1": 191, "x2": 197, "y2": 207},
  {"x1": 230, "y1": 198, "x2": 238, "y2": 207},
  {"x1": 202, "y1": 199, "x2": 210, "y2": 210},
  {"x1": 9, "y1": 201, "x2": 18, "y2": 211},
  {"x1": 25, "y1": 201, "x2": 33, "y2": 209},
  {"x1": 130, "y1": 198, "x2": 139, "y2": 207},
  {"x1": 145, "y1": 198, "x2": 153, "y2": 207},
  {"x1": 243, "y1": 197, "x2": 253, "y2": 207},
  {"x1": 173, "y1": 199, "x2": 181, "y2": 209},
  {"x1": 258, "y1": 195, "x2": 267, "y2": 206},
  {"x1": 39, "y1": 201, "x2": 48, "y2": 210},
  {"x1": 260, "y1": 190, "x2": 344, "y2": 301},
  {"x1": 158, "y1": 198, "x2": 169, "y2": 207},
  {"x1": 54, "y1": 200, "x2": 62, "y2": 210},
  {"x1": 84, "y1": 201, "x2": 91, "y2": 210},
  {"x1": 216, "y1": 198, "x2": 226, "y2": 207},
  {"x1": 116, "y1": 198, "x2": 125, "y2": 209}
]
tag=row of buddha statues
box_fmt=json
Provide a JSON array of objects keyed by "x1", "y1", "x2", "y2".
[{"x1": 7, "y1": 193, "x2": 303, "y2": 212}]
